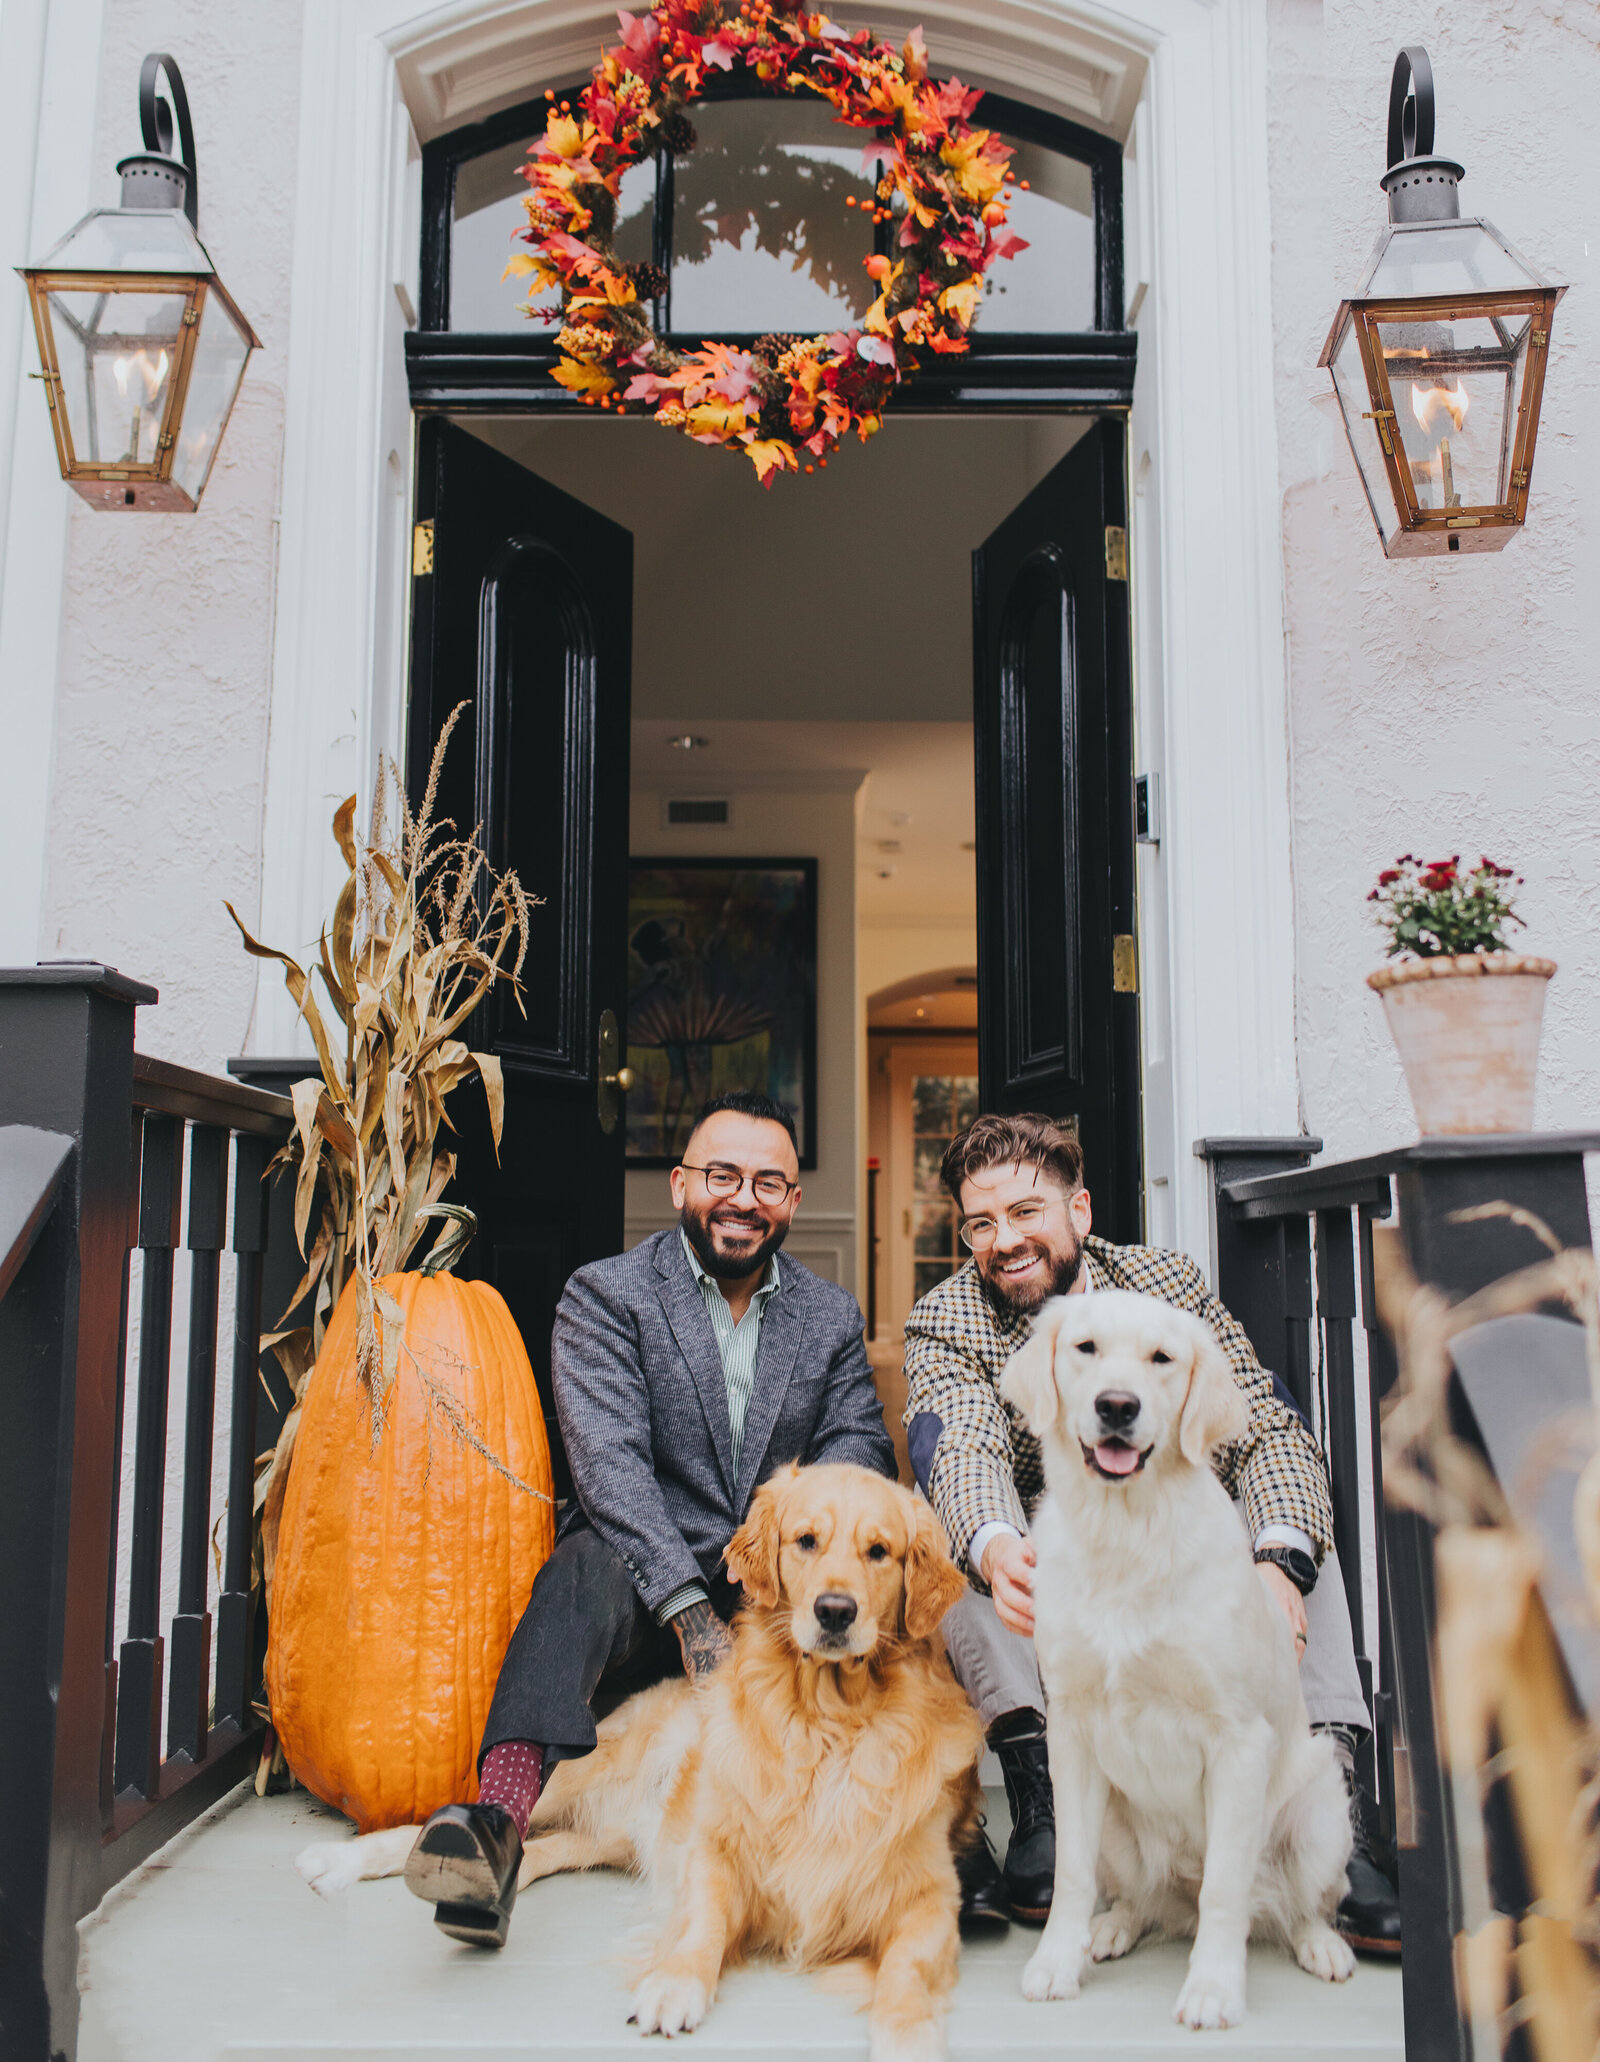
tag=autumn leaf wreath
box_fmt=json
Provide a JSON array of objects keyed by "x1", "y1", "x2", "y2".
[{"x1": 507, "y1": 3, "x2": 1029, "y2": 484}]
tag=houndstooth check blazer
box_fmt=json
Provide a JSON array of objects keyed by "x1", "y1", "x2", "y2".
[{"x1": 901, "y1": 1237, "x2": 1334, "y2": 1579}]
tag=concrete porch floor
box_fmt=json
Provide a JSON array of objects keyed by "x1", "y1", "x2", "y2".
[{"x1": 78, "y1": 1779, "x2": 1405, "y2": 2062}]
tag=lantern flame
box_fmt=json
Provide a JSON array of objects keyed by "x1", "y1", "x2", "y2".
[
  {"x1": 111, "y1": 350, "x2": 171, "y2": 402},
  {"x1": 1411, "y1": 380, "x2": 1470, "y2": 439}
]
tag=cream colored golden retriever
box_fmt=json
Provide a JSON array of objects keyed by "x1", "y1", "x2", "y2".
[
  {"x1": 296, "y1": 1462, "x2": 982, "y2": 2061},
  {"x1": 999, "y1": 1289, "x2": 1355, "y2": 2030}
]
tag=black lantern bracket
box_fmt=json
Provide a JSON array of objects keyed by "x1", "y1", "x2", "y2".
[{"x1": 118, "y1": 54, "x2": 200, "y2": 226}]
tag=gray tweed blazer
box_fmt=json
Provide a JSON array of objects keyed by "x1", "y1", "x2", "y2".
[{"x1": 551, "y1": 1227, "x2": 895, "y2": 1615}]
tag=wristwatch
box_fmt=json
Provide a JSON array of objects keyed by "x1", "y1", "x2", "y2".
[{"x1": 1254, "y1": 1544, "x2": 1318, "y2": 1596}]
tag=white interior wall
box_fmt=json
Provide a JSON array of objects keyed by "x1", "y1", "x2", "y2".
[{"x1": 623, "y1": 782, "x2": 862, "y2": 1294}]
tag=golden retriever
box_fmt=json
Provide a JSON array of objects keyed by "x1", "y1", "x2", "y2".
[
  {"x1": 999, "y1": 1289, "x2": 1355, "y2": 2030},
  {"x1": 296, "y1": 1461, "x2": 983, "y2": 2061}
]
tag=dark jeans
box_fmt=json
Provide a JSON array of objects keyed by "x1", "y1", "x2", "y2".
[{"x1": 479, "y1": 1520, "x2": 740, "y2": 1772}]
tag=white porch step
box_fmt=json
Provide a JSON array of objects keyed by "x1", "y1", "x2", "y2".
[{"x1": 78, "y1": 1786, "x2": 1403, "y2": 2062}]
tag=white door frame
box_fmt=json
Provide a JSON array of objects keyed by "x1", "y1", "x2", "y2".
[{"x1": 255, "y1": 0, "x2": 1299, "y2": 1265}]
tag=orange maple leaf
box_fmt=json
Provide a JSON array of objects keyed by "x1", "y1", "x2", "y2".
[
  {"x1": 745, "y1": 438, "x2": 798, "y2": 485},
  {"x1": 552, "y1": 357, "x2": 617, "y2": 395}
]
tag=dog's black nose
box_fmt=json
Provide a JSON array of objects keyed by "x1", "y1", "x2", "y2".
[
  {"x1": 813, "y1": 1592, "x2": 859, "y2": 1636},
  {"x1": 1095, "y1": 1390, "x2": 1141, "y2": 1433}
]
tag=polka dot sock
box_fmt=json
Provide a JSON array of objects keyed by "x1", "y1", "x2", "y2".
[{"x1": 477, "y1": 1739, "x2": 544, "y2": 1836}]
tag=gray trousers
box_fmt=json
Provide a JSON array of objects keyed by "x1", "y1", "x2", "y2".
[{"x1": 944, "y1": 1528, "x2": 1371, "y2": 1737}]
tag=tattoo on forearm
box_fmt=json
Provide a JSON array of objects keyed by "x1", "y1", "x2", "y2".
[{"x1": 673, "y1": 1599, "x2": 734, "y2": 1682}]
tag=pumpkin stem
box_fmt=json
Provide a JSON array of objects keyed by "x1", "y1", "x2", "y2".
[{"x1": 417, "y1": 1203, "x2": 477, "y2": 1277}]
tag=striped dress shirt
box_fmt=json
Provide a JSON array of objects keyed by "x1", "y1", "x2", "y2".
[{"x1": 653, "y1": 1230, "x2": 782, "y2": 1623}]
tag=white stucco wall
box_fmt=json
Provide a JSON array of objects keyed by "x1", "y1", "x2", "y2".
[
  {"x1": 1269, "y1": 0, "x2": 1600, "y2": 1158},
  {"x1": 36, "y1": 0, "x2": 303, "y2": 1073}
]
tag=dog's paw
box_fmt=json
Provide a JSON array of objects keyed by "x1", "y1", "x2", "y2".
[
  {"x1": 1295, "y1": 1921, "x2": 1356, "y2": 1984},
  {"x1": 1020, "y1": 1938, "x2": 1084, "y2": 2002},
  {"x1": 868, "y1": 2016, "x2": 945, "y2": 2062},
  {"x1": 1088, "y1": 1903, "x2": 1140, "y2": 1962},
  {"x1": 631, "y1": 1968, "x2": 711, "y2": 2037},
  {"x1": 1172, "y1": 1961, "x2": 1247, "y2": 2031},
  {"x1": 295, "y1": 1841, "x2": 366, "y2": 1898}
]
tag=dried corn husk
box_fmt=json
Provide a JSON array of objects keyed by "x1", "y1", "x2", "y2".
[{"x1": 227, "y1": 705, "x2": 536, "y2": 1572}]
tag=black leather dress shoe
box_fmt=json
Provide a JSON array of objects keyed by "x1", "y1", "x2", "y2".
[
  {"x1": 955, "y1": 1821, "x2": 1011, "y2": 1933},
  {"x1": 996, "y1": 1735, "x2": 1055, "y2": 1924},
  {"x1": 403, "y1": 1801, "x2": 524, "y2": 1948},
  {"x1": 1337, "y1": 1805, "x2": 1402, "y2": 1957}
]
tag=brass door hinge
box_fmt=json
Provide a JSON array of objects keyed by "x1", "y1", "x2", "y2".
[
  {"x1": 1112, "y1": 934, "x2": 1138, "y2": 992},
  {"x1": 1104, "y1": 525, "x2": 1128, "y2": 581},
  {"x1": 412, "y1": 519, "x2": 435, "y2": 576}
]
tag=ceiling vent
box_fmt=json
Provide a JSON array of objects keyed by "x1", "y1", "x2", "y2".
[{"x1": 664, "y1": 796, "x2": 731, "y2": 828}]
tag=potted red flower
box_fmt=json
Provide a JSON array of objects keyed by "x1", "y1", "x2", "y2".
[{"x1": 1367, "y1": 855, "x2": 1555, "y2": 1135}]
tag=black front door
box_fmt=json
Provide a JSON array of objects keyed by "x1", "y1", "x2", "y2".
[
  {"x1": 972, "y1": 419, "x2": 1141, "y2": 1241},
  {"x1": 408, "y1": 420, "x2": 633, "y2": 1491}
]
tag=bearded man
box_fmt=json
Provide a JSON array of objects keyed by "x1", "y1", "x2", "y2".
[
  {"x1": 403, "y1": 1090, "x2": 895, "y2": 1948},
  {"x1": 903, "y1": 1111, "x2": 1400, "y2": 1956}
]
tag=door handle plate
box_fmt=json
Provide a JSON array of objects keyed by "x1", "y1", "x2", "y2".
[{"x1": 597, "y1": 1008, "x2": 635, "y2": 1134}]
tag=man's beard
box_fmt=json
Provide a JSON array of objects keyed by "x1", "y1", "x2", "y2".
[
  {"x1": 680, "y1": 1199, "x2": 791, "y2": 1281},
  {"x1": 978, "y1": 1232, "x2": 1085, "y2": 1321}
]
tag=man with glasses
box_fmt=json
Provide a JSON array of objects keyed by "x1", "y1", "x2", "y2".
[
  {"x1": 403, "y1": 1090, "x2": 894, "y2": 1947},
  {"x1": 902, "y1": 1112, "x2": 1400, "y2": 1957}
]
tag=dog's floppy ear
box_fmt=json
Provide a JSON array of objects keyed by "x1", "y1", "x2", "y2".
[
  {"x1": 901, "y1": 1492, "x2": 967, "y2": 1642},
  {"x1": 1178, "y1": 1330, "x2": 1250, "y2": 1466},
  {"x1": 725, "y1": 1466, "x2": 794, "y2": 1607},
  {"x1": 999, "y1": 1302, "x2": 1069, "y2": 1436}
]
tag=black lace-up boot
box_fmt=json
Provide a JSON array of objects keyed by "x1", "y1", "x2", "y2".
[
  {"x1": 994, "y1": 1715, "x2": 1055, "y2": 1924},
  {"x1": 955, "y1": 1815, "x2": 1011, "y2": 1932},
  {"x1": 1318, "y1": 1724, "x2": 1402, "y2": 1957}
]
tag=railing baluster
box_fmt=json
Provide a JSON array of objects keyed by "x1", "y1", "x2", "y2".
[
  {"x1": 114, "y1": 1111, "x2": 183, "y2": 1800},
  {"x1": 1315, "y1": 1207, "x2": 1364, "y2": 1650},
  {"x1": 167, "y1": 1125, "x2": 227, "y2": 1763},
  {"x1": 215, "y1": 1133, "x2": 268, "y2": 1731},
  {"x1": 1358, "y1": 1200, "x2": 1400, "y2": 1850},
  {"x1": 101, "y1": 1113, "x2": 142, "y2": 1830}
]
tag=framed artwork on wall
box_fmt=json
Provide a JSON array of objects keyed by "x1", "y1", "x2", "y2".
[{"x1": 625, "y1": 857, "x2": 818, "y2": 1168}]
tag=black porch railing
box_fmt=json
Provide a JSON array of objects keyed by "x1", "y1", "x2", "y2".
[
  {"x1": 1199, "y1": 1128, "x2": 1600, "y2": 2062},
  {"x1": 0, "y1": 967, "x2": 293, "y2": 2062}
]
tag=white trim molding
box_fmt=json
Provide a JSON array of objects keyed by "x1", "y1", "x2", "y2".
[{"x1": 258, "y1": 0, "x2": 1298, "y2": 1257}]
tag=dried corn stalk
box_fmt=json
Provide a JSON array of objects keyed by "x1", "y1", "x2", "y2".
[
  {"x1": 1375, "y1": 1209, "x2": 1600, "y2": 2059},
  {"x1": 227, "y1": 701, "x2": 534, "y2": 1448}
]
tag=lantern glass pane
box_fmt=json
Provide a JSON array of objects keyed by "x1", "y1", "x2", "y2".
[
  {"x1": 171, "y1": 290, "x2": 253, "y2": 500},
  {"x1": 46, "y1": 286, "x2": 187, "y2": 466},
  {"x1": 1364, "y1": 221, "x2": 1540, "y2": 310},
  {"x1": 1375, "y1": 313, "x2": 1519, "y2": 511},
  {"x1": 38, "y1": 205, "x2": 212, "y2": 277},
  {"x1": 1326, "y1": 317, "x2": 1396, "y2": 541}
]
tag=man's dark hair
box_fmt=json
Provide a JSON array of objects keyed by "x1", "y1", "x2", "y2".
[
  {"x1": 939, "y1": 1111, "x2": 1084, "y2": 1205},
  {"x1": 685, "y1": 1089, "x2": 799, "y2": 1153}
]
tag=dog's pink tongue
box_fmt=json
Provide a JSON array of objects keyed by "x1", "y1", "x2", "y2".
[{"x1": 1095, "y1": 1441, "x2": 1141, "y2": 1476}]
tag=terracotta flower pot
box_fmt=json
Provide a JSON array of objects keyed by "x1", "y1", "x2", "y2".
[{"x1": 1367, "y1": 953, "x2": 1557, "y2": 1136}]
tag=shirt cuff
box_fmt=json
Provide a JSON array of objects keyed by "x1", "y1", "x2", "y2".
[
  {"x1": 968, "y1": 1520, "x2": 1024, "y2": 1582},
  {"x1": 654, "y1": 1581, "x2": 710, "y2": 1625},
  {"x1": 1253, "y1": 1523, "x2": 1317, "y2": 1562}
]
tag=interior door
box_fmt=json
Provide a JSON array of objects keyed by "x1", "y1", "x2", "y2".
[
  {"x1": 408, "y1": 419, "x2": 633, "y2": 1493},
  {"x1": 972, "y1": 418, "x2": 1141, "y2": 1243}
]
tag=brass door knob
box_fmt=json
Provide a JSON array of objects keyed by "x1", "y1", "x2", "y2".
[{"x1": 605, "y1": 1066, "x2": 636, "y2": 1092}]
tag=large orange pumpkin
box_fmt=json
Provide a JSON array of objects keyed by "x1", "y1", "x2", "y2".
[{"x1": 266, "y1": 1269, "x2": 554, "y2": 1833}]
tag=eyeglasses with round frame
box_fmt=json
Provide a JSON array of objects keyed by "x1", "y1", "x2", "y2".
[
  {"x1": 680, "y1": 1161, "x2": 798, "y2": 1207},
  {"x1": 958, "y1": 1196, "x2": 1065, "y2": 1252}
]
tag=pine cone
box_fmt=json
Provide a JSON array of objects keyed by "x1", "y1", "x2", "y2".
[
  {"x1": 660, "y1": 111, "x2": 698, "y2": 156},
  {"x1": 627, "y1": 261, "x2": 669, "y2": 301}
]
